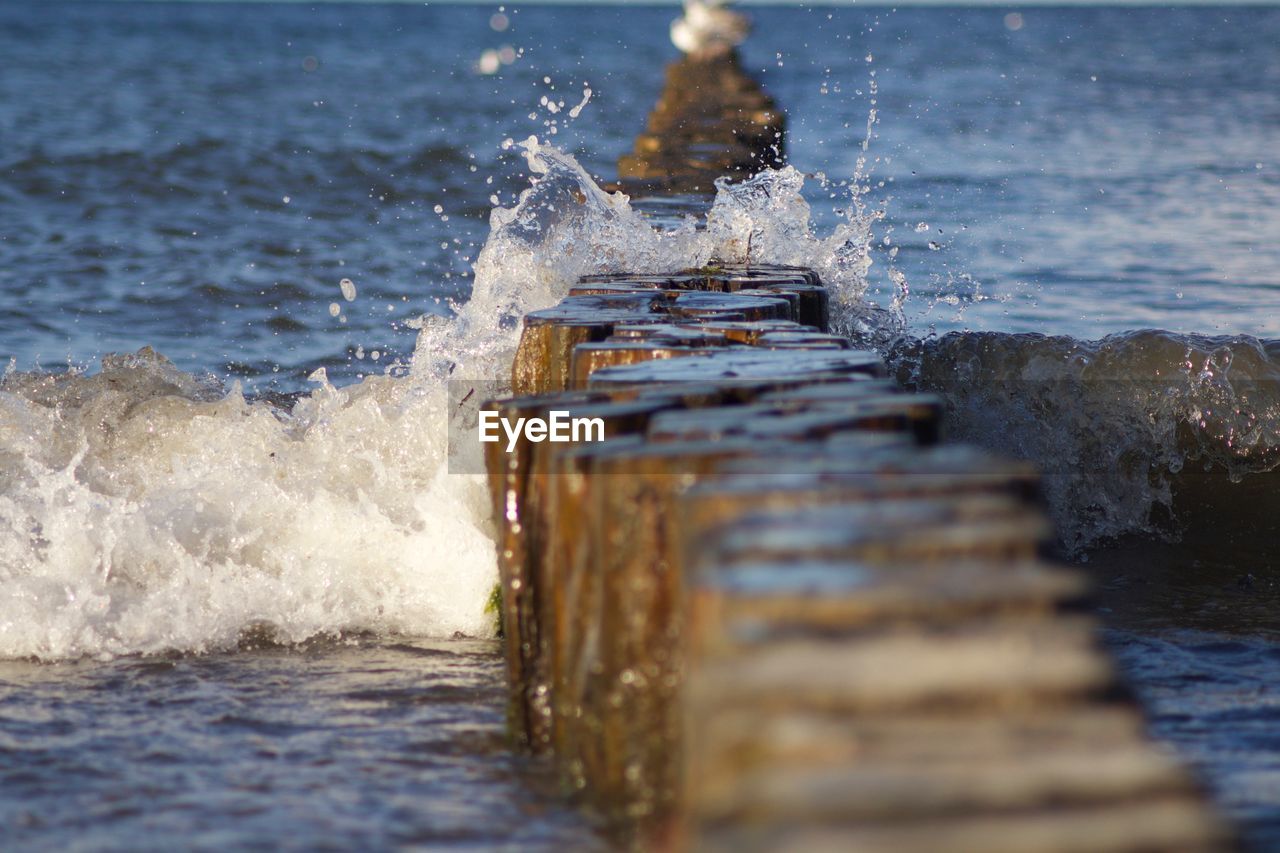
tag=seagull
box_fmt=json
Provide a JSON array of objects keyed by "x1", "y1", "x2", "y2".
[{"x1": 670, "y1": 0, "x2": 750, "y2": 57}]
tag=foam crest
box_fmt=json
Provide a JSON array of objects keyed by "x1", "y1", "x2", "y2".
[{"x1": 0, "y1": 348, "x2": 497, "y2": 659}]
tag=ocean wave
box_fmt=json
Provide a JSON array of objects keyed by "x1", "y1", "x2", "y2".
[
  {"x1": 896, "y1": 329, "x2": 1280, "y2": 553},
  {"x1": 10, "y1": 137, "x2": 1267, "y2": 656}
]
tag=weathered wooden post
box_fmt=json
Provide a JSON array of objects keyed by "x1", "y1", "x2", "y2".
[{"x1": 479, "y1": 268, "x2": 1231, "y2": 850}]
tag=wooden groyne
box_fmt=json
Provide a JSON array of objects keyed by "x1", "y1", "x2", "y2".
[
  {"x1": 481, "y1": 265, "x2": 1233, "y2": 851},
  {"x1": 615, "y1": 52, "x2": 784, "y2": 195}
]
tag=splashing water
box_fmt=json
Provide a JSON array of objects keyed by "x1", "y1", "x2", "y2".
[
  {"x1": 703, "y1": 165, "x2": 885, "y2": 340},
  {"x1": 0, "y1": 347, "x2": 500, "y2": 659},
  {"x1": 412, "y1": 137, "x2": 886, "y2": 391},
  {"x1": 0, "y1": 138, "x2": 884, "y2": 661},
  {"x1": 7, "y1": 130, "x2": 1273, "y2": 656}
]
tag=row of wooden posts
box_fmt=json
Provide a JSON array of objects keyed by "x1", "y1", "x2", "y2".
[{"x1": 480, "y1": 264, "x2": 1231, "y2": 851}]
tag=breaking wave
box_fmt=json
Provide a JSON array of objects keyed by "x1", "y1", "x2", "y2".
[{"x1": 0, "y1": 139, "x2": 883, "y2": 660}]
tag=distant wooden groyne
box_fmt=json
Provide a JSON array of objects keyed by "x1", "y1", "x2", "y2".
[
  {"x1": 481, "y1": 265, "x2": 1232, "y2": 851},
  {"x1": 615, "y1": 52, "x2": 784, "y2": 194}
]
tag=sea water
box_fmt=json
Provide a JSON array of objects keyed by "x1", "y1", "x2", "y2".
[{"x1": 3, "y1": 2, "x2": 1280, "y2": 848}]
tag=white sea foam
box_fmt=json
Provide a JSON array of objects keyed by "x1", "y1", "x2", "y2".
[
  {"x1": 0, "y1": 138, "x2": 883, "y2": 661},
  {"x1": 0, "y1": 350, "x2": 499, "y2": 660}
]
